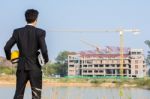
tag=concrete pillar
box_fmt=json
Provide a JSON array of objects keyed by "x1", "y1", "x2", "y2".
[
  {"x1": 104, "y1": 64, "x2": 106, "y2": 76},
  {"x1": 126, "y1": 69, "x2": 129, "y2": 77},
  {"x1": 115, "y1": 65, "x2": 117, "y2": 76}
]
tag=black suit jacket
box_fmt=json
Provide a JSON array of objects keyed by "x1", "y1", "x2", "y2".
[{"x1": 4, "y1": 25, "x2": 49, "y2": 70}]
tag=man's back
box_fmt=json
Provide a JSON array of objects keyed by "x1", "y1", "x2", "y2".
[{"x1": 4, "y1": 25, "x2": 49, "y2": 70}]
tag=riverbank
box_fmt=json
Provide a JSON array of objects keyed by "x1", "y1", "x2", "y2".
[{"x1": 0, "y1": 75, "x2": 150, "y2": 89}]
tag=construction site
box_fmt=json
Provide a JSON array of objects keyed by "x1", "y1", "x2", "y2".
[
  {"x1": 68, "y1": 46, "x2": 148, "y2": 78},
  {"x1": 68, "y1": 47, "x2": 147, "y2": 78},
  {"x1": 63, "y1": 29, "x2": 146, "y2": 78}
]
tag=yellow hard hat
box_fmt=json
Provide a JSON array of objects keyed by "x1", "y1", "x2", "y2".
[{"x1": 11, "y1": 50, "x2": 19, "y2": 63}]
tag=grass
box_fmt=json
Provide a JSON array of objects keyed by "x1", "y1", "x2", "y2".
[
  {"x1": 1, "y1": 73, "x2": 150, "y2": 89},
  {"x1": 42, "y1": 76, "x2": 150, "y2": 89},
  {"x1": 0, "y1": 66, "x2": 16, "y2": 75}
]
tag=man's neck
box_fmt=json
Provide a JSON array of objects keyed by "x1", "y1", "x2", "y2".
[{"x1": 27, "y1": 22, "x2": 36, "y2": 27}]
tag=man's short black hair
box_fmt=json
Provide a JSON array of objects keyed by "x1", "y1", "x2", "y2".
[{"x1": 25, "y1": 9, "x2": 39, "y2": 23}]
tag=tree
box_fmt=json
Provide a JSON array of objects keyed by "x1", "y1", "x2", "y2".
[
  {"x1": 42, "y1": 62, "x2": 62, "y2": 76},
  {"x1": 55, "y1": 51, "x2": 69, "y2": 64},
  {"x1": 55, "y1": 51, "x2": 76, "y2": 76},
  {"x1": 42, "y1": 51, "x2": 76, "y2": 77},
  {"x1": 145, "y1": 40, "x2": 150, "y2": 48},
  {"x1": 145, "y1": 40, "x2": 150, "y2": 65}
]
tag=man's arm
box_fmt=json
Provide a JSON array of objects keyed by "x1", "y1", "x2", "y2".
[
  {"x1": 4, "y1": 30, "x2": 17, "y2": 60},
  {"x1": 39, "y1": 31, "x2": 49, "y2": 63}
]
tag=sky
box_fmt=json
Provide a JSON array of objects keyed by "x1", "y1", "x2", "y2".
[{"x1": 0, "y1": 0, "x2": 150, "y2": 61}]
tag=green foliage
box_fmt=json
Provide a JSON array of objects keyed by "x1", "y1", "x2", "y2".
[
  {"x1": 46, "y1": 77, "x2": 150, "y2": 89},
  {"x1": 145, "y1": 40, "x2": 150, "y2": 65},
  {"x1": 43, "y1": 51, "x2": 74, "y2": 76},
  {"x1": 145, "y1": 40, "x2": 150, "y2": 48},
  {"x1": 42, "y1": 63, "x2": 56, "y2": 76},
  {"x1": 90, "y1": 79, "x2": 99, "y2": 84},
  {"x1": 135, "y1": 78, "x2": 150, "y2": 88},
  {"x1": 0, "y1": 66, "x2": 16, "y2": 75},
  {"x1": 42, "y1": 51, "x2": 77, "y2": 77},
  {"x1": 55, "y1": 51, "x2": 69, "y2": 64},
  {"x1": 42, "y1": 61, "x2": 68, "y2": 76}
]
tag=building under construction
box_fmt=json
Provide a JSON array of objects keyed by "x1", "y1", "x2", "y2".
[{"x1": 68, "y1": 47, "x2": 148, "y2": 78}]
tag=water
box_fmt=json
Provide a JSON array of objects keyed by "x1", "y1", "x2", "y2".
[{"x1": 0, "y1": 86, "x2": 150, "y2": 99}]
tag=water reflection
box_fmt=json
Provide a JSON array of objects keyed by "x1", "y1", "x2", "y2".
[{"x1": 0, "y1": 86, "x2": 150, "y2": 99}]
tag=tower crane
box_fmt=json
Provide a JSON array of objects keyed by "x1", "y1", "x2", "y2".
[
  {"x1": 49, "y1": 28, "x2": 140, "y2": 76},
  {"x1": 80, "y1": 40, "x2": 113, "y2": 54},
  {"x1": 80, "y1": 39, "x2": 101, "y2": 53}
]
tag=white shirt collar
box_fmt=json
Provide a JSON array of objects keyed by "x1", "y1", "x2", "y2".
[{"x1": 27, "y1": 23, "x2": 34, "y2": 26}]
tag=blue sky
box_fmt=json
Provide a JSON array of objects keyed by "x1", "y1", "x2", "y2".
[{"x1": 0, "y1": 0, "x2": 150, "y2": 60}]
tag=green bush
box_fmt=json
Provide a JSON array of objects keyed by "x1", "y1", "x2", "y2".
[
  {"x1": 90, "y1": 79, "x2": 99, "y2": 84},
  {"x1": 0, "y1": 66, "x2": 16, "y2": 75}
]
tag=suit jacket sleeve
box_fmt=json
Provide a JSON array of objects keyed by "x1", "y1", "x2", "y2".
[
  {"x1": 39, "y1": 31, "x2": 49, "y2": 63},
  {"x1": 4, "y1": 30, "x2": 17, "y2": 60}
]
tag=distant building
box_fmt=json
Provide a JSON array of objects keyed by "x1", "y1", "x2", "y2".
[{"x1": 68, "y1": 47, "x2": 148, "y2": 78}]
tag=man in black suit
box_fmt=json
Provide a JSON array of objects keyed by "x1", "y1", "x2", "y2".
[{"x1": 4, "y1": 9, "x2": 49, "y2": 99}]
